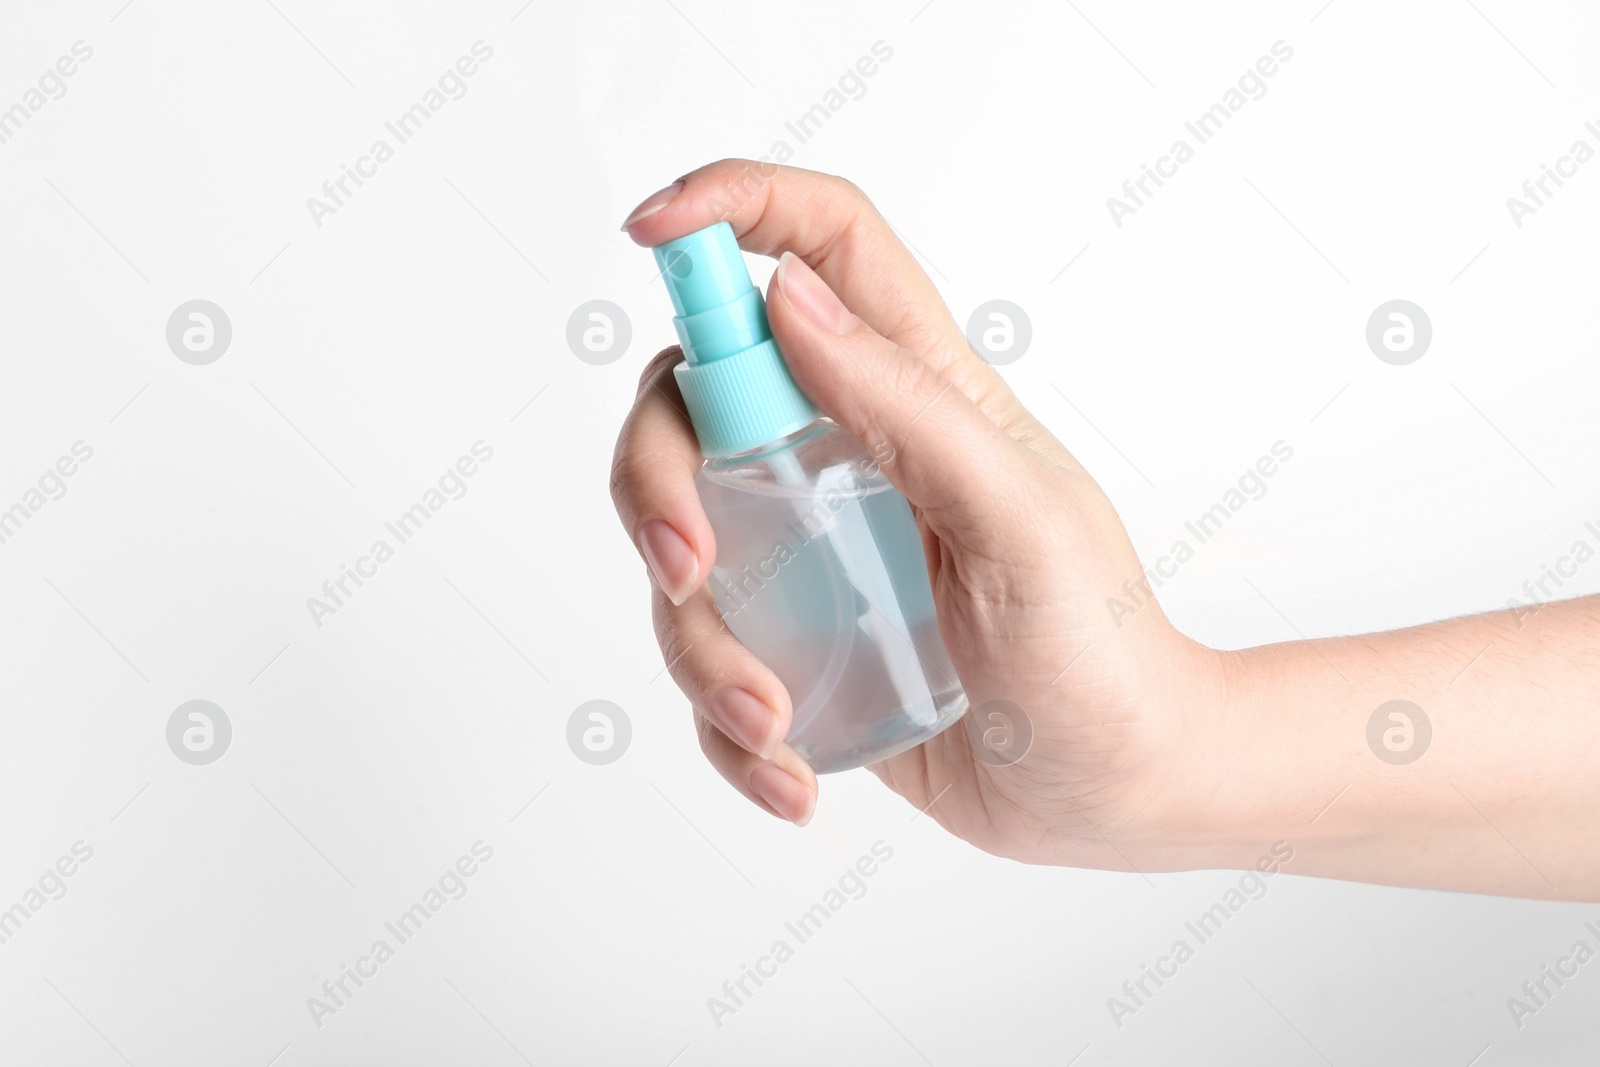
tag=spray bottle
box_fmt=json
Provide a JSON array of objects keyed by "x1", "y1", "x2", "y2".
[{"x1": 651, "y1": 221, "x2": 968, "y2": 772}]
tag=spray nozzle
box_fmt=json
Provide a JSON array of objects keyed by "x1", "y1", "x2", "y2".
[
  {"x1": 647, "y1": 221, "x2": 818, "y2": 456},
  {"x1": 654, "y1": 222, "x2": 751, "y2": 317},
  {"x1": 652, "y1": 221, "x2": 773, "y2": 365}
]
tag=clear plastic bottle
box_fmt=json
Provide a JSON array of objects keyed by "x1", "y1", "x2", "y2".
[
  {"x1": 698, "y1": 421, "x2": 967, "y2": 772},
  {"x1": 650, "y1": 222, "x2": 968, "y2": 772}
]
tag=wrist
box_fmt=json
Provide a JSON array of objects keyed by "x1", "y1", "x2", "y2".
[
  {"x1": 1118, "y1": 603, "x2": 1600, "y2": 899},
  {"x1": 1130, "y1": 639, "x2": 1324, "y2": 874},
  {"x1": 1149, "y1": 634, "x2": 1477, "y2": 887}
]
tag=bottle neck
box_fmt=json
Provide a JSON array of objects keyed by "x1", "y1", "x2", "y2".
[
  {"x1": 673, "y1": 339, "x2": 820, "y2": 458},
  {"x1": 708, "y1": 419, "x2": 830, "y2": 468}
]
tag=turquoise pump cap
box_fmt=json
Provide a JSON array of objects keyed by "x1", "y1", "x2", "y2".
[{"x1": 652, "y1": 222, "x2": 820, "y2": 457}]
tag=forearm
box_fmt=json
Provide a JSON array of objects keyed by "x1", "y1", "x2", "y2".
[{"x1": 1175, "y1": 595, "x2": 1600, "y2": 900}]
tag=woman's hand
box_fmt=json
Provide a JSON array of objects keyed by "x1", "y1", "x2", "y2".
[
  {"x1": 611, "y1": 159, "x2": 1224, "y2": 870},
  {"x1": 613, "y1": 160, "x2": 1600, "y2": 900}
]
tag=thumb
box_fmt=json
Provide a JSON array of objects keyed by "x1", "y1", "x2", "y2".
[{"x1": 767, "y1": 252, "x2": 1021, "y2": 519}]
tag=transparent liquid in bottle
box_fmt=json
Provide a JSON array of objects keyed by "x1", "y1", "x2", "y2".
[{"x1": 697, "y1": 421, "x2": 969, "y2": 773}]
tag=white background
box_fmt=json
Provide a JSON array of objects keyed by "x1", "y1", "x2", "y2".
[{"x1": 1, "y1": 0, "x2": 1598, "y2": 1063}]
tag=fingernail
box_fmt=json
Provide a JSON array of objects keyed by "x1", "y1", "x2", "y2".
[
  {"x1": 708, "y1": 687, "x2": 780, "y2": 759},
  {"x1": 749, "y1": 764, "x2": 814, "y2": 826},
  {"x1": 776, "y1": 251, "x2": 855, "y2": 335},
  {"x1": 638, "y1": 518, "x2": 698, "y2": 605},
  {"x1": 621, "y1": 180, "x2": 685, "y2": 230}
]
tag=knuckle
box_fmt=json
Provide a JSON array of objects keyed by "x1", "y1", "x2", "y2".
[
  {"x1": 834, "y1": 175, "x2": 870, "y2": 205},
  {"x1": 710, "y1": 156, "x2": 779, "y2": 187},
  {"x1": 695, "y1": 710, "x2": 723, "y2": 759},
  {"x1": 608, "y1": 438, "x2": 676, "y2": 520},
  {"x1": 607, "y1": 429, "x2": 644, "y2": 515},
  {"x1": 653, "y1": 594, "x2": 690, "y2": 663},
  {"x1": 826, "y1": 174, "x2": 879, "y2": 223},
  {"x1": 635, "y1": 346, "x2": 683, "y2": 397}
]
